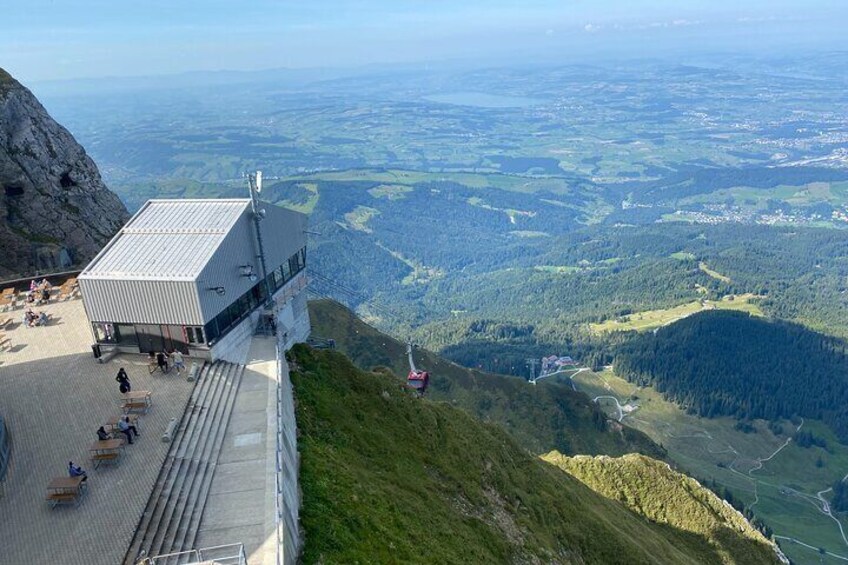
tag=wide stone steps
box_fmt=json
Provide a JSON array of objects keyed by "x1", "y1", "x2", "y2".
[{"x1": 123, "y1": 361, "x2": 244, "y2": 565}]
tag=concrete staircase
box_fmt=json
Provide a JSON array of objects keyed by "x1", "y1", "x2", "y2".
[{"x1": 124, "y1": 361, "x2": 245, "y2": 565}]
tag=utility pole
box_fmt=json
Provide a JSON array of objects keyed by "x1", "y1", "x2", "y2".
[{"x1": 526, "y1": 358, "x2": 538, "y2": 384}]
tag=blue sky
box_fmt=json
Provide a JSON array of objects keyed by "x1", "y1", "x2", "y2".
[{"x1": 3, "y1": 0, "x2": 847, "y2": 82}]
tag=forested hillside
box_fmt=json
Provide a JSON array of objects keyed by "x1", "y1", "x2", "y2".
[
  {"x1": 291, "y1": 344, "x2": 781, "y2": 564},
  {"x1": 614, "y1": 310, "x2": 848, "y2": 441},
  {"x1": 308, "y1": 299, "x2": 665, "y2": 458}
]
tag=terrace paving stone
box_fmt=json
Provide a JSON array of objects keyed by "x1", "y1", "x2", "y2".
[{"x1": 0, "y1": 299, "x2": 194, "y2": 565}]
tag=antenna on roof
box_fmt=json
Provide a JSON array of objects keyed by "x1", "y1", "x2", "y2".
[{"x1": 247, "y1": 170, "x2": 272, "y2": 307}]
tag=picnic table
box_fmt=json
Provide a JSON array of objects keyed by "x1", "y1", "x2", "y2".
[
  {"x1": 89, "y1": 438, "x2": 124, "y2": 468},
  {"x1": 105, "y1": 414, "x2": 141, "y2": 437},
  {"x1": 46, "y1": 476, "x2": 86, "y2": 508},
  {"x1": 121, "y1": 390, "x2": 152, "y2": 414}
]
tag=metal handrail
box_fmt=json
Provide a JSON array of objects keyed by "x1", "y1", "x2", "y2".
[{"x1": 145, "y1": 543, "x2": 247, "y2": 565}]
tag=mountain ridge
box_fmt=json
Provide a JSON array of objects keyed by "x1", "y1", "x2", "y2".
[{"x1": 0, "y1": 67, "x2": 128, "y2": 277}]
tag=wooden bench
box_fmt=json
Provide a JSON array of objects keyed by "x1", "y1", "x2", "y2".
[
  {"x1": 106, "y1": 414, "x2": 140, "y2": 434},
  {"x1": 46, "y1": 491, "x2": 81, "y2": 508},
  {"x1": 89, "y1": 439, "x2": 124, "y2": 469},
  {"x1": 90, "y1": 452, "x2": 121, "y2": 469},
  {"x1": 121, "y1": 391, "x2": 152, "y2": 414},
  {"x1": 46, "y1": 476, "x2": 85, "y2": 508}
]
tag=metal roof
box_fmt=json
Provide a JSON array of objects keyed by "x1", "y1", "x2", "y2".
[{"x1": 80, "y1": 199, "x2": 251, "y2": 280}]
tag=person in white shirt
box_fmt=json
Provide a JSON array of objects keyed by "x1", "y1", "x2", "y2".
[{"x1": 170, "y1": 349, "x2": 185, "y2": 374}]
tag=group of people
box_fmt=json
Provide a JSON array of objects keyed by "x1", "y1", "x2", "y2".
[
  {"x1": 97, "y1": 416, "x2": 139, "y2": 445},
  {"x1": 147, "y1": 349, "x2": 185, "y2": 374},
  {"x1": 63, "y1": 349, "x2": 185, "y2": 487},
  {"x1": 22, "y1": 308, "x2": 48, "y2": 327},
  {"x1": 66, "y1": 417, "x2": 141, "y2": 483},
  {"x1": 25, "y1": 279, "x2": 52, "y2": 306}
]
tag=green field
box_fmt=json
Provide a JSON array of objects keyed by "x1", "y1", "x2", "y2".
[
  {"x1": 589, "y1": 293, "x2": 763, "y2": 334},
  {"x1": 564, "y1": 368, "x2": 848, "y2": 563},
  {"x1": 699, "y1": 261, "x2": 733, "y2": 283}
]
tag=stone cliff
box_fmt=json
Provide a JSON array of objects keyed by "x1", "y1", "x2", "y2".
[{"x1": 0, "y1": 68, "x2": 129, "y2": 278}]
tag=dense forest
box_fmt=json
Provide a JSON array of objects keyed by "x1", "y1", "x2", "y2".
[
  {"x1": 275, "y1": 173, "x2": 848, "y2": 380},
  {"x1": 613, "y1": 310, "x2": 848, "y2": 442}
]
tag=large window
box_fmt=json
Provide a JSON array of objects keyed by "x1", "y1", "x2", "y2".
[{"x1": 204, "y1": 246, "x2": 306, "y2": 345}]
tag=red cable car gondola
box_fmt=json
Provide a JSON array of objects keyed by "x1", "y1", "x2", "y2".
[{"x1": 406, "y1": 343, "x2": 430, "y2": 395}]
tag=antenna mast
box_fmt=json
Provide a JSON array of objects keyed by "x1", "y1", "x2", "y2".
[{"x1": 247, "y1": 171, "x2": 272, "y2": 307}]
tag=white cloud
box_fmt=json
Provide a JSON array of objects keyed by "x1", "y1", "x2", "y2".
[{"x1": 583, "y1": 23, "x2": 601, "y2": 33}]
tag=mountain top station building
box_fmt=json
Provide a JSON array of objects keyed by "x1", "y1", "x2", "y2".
[{"x1": 78, "y1": 198, "x2": 310, "y2": 362}]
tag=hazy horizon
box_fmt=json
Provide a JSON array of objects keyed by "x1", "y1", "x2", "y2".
[{"x1": 4, "y1": 0, "x2": 848, "y2": 83}]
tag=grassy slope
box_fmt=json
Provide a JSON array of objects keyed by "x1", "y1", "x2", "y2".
[
  {"x1": 291, "y1": 345, "x2": 781, "y2": 564},
  {"x1": 589, "y1": 293, "x2": 763, "y2": 334},
  {"x1": 570, "y1": 368, "x2": 848, "y2": 562},
  {"x1": 308, "y1": 298, "x2": 665, "y2": 459},
  {"x1": 543, "y1": 452, "x2": 780, "y2": 564}
]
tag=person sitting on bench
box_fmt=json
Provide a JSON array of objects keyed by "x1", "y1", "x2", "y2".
[
  {"x1": 97, "y1": 426, "x2": 110, "y2": 441},
  {"x1": 118, "y1": 416, "x2": 139, "y2": 444},
  {"x1": 68, "y1": 461, "x2": 88, "y2": 482}
]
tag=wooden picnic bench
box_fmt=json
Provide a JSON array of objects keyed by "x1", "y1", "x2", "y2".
[
  {"x1": 0, "y1": 294, "x2": 14, "y2": 312},
  {"x1": 121, "y1": 390, "x2": 152, "y2": 414},
  {"x1": 89, "y1": 439, "x2": 124, "y2": 469},
  {"x1": 45, "y1": 476, "x2": 86, "y2": 508},
  {"x1": 105, "y1": 413, "x2": 140, "y2": 434},
  {"x1": 105, "y1": 414, "x2": 141, "y2": 438}
]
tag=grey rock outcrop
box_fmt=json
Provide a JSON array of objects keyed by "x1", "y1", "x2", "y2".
[{"x1": 0, "y1": 67, "x2": 129, "y2": 278}]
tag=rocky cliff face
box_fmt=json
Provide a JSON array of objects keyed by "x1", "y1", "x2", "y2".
[{"x1": 0, "y1": 68, "x2": 129, "y2": 278}]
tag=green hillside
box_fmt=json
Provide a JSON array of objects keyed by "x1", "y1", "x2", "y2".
[
  {"x1": 309, "y1": 298, "x2": 664, "y2": 459},
  {"x1": 543, "y1": 452, "x2": 782, "y2": 564},
  {"x1": 613, "y1": 310, "x2": 848, "y2": 441},
  {"x1": 291, "y1": 344, "x2": 782, "y2": 564}
]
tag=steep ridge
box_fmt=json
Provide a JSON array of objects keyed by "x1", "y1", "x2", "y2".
[
  {"x1": 543, "y1": 452, "x2": 786, "y2": 564},
  {"x1": 290, "y1": 344, "x2": 781, "y2": 564},
  {"x1": 0, "y1": 68, "x2": 128, "y2": 277},
  {"x1": 308, "y1": 298, "x2": 665, "y2": 458}
]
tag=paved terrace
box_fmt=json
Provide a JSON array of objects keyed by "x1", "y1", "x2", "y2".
[{"x1": 0, "y1": 298, "x2": 194, "y2": 565}]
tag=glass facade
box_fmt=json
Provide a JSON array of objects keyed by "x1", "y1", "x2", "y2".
[{"x1": 204, "y1": 246, "x2": 306, "y2": 345}]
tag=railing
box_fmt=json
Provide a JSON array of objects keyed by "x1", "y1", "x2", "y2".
[
  {"x1": 274, "y1": 339, "x2": 301, "y2": 565},
  {"x1": 0, "y1": 416, "x2": 9, "y2": 495},
  {"x1": 0, "y1": 269, "x2": 82, "y2": 293},
  {"x1": 145, "y1": 543, "x2": 247, "y2": 565}
]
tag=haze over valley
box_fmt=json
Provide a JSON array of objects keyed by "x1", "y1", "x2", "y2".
[{"x1": 3, "y1": 1, "x2": 848, "y2": 563}]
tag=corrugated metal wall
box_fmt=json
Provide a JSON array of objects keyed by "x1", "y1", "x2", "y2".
[
  {"x1": 196, "y1": 212, "x2": 263, "y2": 321},
  {"x1": 261, "y1": 205, "x2": 308, "y2": 270},
  {"x1": 79, "y1": 278, "x2": 204, "y2": 325},
  {"x1": 79, "y1": 203, "x2": 307, "y2": 327},
  {"x1": 197, "y1": 206, "x2": 307, "y2": 322}
]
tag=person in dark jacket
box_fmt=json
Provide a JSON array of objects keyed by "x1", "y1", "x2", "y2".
[
  {"x1": 116, "y1": 367, "x2": 131, "y2": 393},
  {"x1": 156, "y1": 351, "x2": 169, "y2": 374},
  {"x1": 97, "y1": 426, "x2": 110, "y2": 441}
]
